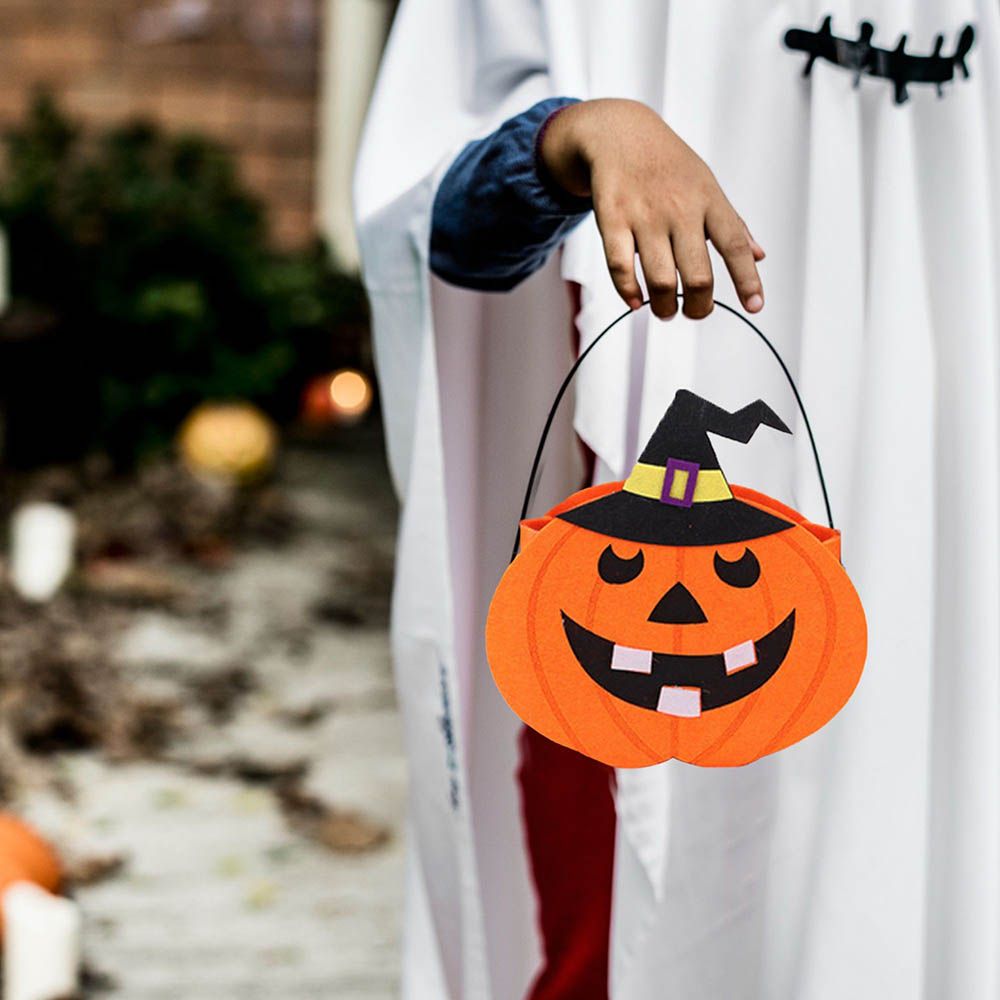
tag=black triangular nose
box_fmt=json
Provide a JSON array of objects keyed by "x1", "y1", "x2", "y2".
[{"x1": 648, "y1": 582, "x2": 707, "y2": 624}]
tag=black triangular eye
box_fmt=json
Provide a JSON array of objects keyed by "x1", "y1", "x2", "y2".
[
  {"x1": 713, "y1": 548, "x2": 760, "y2": 588},
  {"x1": 598, "y1": 545, "x2": 644, "y2": 584}
]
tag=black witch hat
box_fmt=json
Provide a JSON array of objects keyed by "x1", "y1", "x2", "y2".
[{"x1": 559, "y1": 390, "x2": 794, "y2": 545}]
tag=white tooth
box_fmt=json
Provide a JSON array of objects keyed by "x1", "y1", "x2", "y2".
[
  {"x1": 724, "y1": 640, "x2": 757, "y2": 675},
  {"x1": 611, "y1": 644, "x2": 653, "y2": 674},
  {"x1": 656, "y1": 686, "x2": 701, "y2": 718}
]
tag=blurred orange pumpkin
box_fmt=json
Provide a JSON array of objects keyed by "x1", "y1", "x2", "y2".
[
  {"x1": 0, "y1": 813, "x2": 61, "y2": 934},
  {"x1": 178, "y1": 402, "x2": 277, "y2": 483}
]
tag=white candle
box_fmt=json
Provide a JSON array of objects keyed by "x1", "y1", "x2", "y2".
[
  {"x1": 10, "y1": 503, "x2": 76, "y2": 602},
  {"x1": 2, "y1": 883, "x2": 82, "y2": 1000}
]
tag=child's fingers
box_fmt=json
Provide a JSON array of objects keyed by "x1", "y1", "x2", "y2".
[
  {"x1": 708, "y1": 207, "x2": 764, "y2": 312},
  {"x1": 743, "y1": 220, "x2": 766, "y2": 261},
  {"x1": 598, "y1": 221, "x2": 642, "y2": 309},
  {"x1": 671, "y1": 226, "x2": 715, "y2": 319},
  {"x1": 635, "y1": 229, "x2": 678, "y2": 319}
]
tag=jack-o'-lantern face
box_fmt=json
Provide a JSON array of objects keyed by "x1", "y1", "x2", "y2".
[{"x1": 486, "y1": 483, "x2": 867, "y2": 768}]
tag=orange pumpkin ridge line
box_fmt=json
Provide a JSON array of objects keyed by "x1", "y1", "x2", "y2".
[
  {"x1": 692, "y1": 688, "x2": 764, "y2": 764},
  {"x1": 585, "y1": 575, "x2": 603, "y2": 625},
  {"x1": 691, "y1": 571, "x2": 775, "y2": 764},
  {"x1": 526, "y1": 523, "x2": 587, "y2": 754},
  {"x1": 597, "y1": 688, "x2": 662, "y2": 763},
  {"x1": 760, "y1": 567, "x2": 776, "y2": 625},
  {"x1": 762, "y1": 530, "x2": 838, "y2": 754}
]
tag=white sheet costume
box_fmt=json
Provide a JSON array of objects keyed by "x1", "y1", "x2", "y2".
[{"x1": 354, "y1": 2, "x2": 1000, "y2": 997}]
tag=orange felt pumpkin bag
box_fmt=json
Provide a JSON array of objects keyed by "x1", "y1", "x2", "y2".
[{"x1": 486, "y1": 302, "x2": 867, "y2": 768}]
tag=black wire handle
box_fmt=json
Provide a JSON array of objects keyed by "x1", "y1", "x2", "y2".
[{"x1": 512, "y1": 297, "x2": 834, "y2": 562}]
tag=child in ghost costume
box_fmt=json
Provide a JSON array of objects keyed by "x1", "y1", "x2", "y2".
[{"x1": 354, "y1": 3, "x2": 1000, "y2": 999}]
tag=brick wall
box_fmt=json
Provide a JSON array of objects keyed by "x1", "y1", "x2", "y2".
[{"x1": 0, "y1": 0, "x2": 322, "y2": 247}]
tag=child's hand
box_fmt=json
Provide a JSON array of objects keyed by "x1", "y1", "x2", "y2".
[{"x1": 540, "y1": 98, "x2": 765, "y2": 320}]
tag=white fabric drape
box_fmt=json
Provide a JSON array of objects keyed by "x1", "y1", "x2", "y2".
[{"x1": 355, "y1": 0, "x2": 1000, "y2": 996}]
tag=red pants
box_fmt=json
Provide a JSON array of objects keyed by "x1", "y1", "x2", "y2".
[
  {"x1": 518, "y1": 726, "x2": 616, "y2": 1000},
  {"x1": 517, "y1": 284, "x2": 614, "y2": 999}
]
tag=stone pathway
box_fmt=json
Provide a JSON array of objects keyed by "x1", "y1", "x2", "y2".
[{"x1": 19, "y1": 440, "x2": 406, "y2": 999}]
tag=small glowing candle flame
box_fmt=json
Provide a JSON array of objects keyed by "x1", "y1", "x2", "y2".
[
  {"x1": 302, "y1": 368, "x2": 373, "y2": 426},
  {"x1": 329, "y1": 370, "x2": 371, "y2": 416}
]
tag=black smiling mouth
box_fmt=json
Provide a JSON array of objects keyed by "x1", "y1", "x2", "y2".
[{"x1": 561, "y1": 610, "x2": 796, "y2": 716}]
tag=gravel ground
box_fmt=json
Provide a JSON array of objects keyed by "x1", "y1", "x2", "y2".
[{"x1": 15, "y1": 438, "x2": 406, "y2": 999}]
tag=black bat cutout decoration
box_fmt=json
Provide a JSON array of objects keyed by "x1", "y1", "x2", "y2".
[{"x1": 784, "y1": 15, "x2": 976, "y2": 105}]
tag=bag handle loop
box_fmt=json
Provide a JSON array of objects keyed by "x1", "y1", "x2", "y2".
[{"x1": 513, "y1": 298, "x2": 833, "y2": 562}]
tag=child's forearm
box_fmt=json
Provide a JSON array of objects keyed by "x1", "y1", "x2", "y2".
[{"x1": 430, "y1": 98, "x2": 592, "y2": 292}]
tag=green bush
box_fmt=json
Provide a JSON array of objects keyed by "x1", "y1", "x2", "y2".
[{"x1": 0, "y1": 93, "x2": 367, "y2": 467}]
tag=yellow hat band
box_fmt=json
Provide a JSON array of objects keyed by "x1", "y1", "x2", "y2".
[{"x1": 624, "y1": 461, "x2": 733, "y2": 504}]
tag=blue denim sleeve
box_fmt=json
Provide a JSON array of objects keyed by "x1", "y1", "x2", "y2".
[{"x1": 430, "y1": 97, "x2": 592, "y2": 292}]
